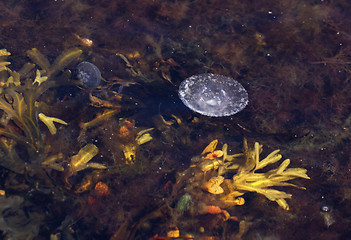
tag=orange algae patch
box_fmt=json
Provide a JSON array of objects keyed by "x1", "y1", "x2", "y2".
[
  {"x1": 94, "y1": 181, "x2": 109, "y2": 197},
  {"x1": 206, "y1": 205, "x2": 223, "y2": 214},
  {"x1": 204, "y1": 150, "x2": 224, "y2": 160},
  {"x1": 119, "y1": 119, "x2": 135, "y2": 139}
]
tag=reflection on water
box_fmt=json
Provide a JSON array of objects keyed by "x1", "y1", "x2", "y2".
[{"x1": 0, "y1": 0, "x2": 351, "y2": 239}]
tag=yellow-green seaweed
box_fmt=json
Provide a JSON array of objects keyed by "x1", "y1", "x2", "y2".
[
  {"x1": 0, "y1": 48, "x2": 81, "y2": 175},
  {"x1": 69, "y1": 144, "x2": 106, "y2": 173},
  {"x1": 197, "y1": 139, "x2": 310, "y2": 210},
  {"x1": 38, "y1": 113, "x2": 68, "y2": 135}
]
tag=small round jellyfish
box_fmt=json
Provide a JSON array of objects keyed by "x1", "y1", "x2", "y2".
[
  {"x1": 76, "y1": 61, "x2": 101, "y2": 89},
  {"x1": 178, "y1": 73, "x2": 248, "y2": 117}
]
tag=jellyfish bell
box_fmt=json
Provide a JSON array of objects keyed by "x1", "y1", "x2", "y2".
[
  {"x1": 76, "y1": 61, "x2": 101, "y2": 89},
  {"x1": 178, "y1": 73, "x2": 248, "y2": 117}
]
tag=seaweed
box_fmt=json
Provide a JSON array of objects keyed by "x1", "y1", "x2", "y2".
[
  {"x1": 0, "y1": 48, "x2": 81, "y2": 175},
  {"x1": 197, "y1": 139, "x2": 310, "y2": 210},
  {"x1": 109, "y1": 139, "x2": 310, "y2": 239}
]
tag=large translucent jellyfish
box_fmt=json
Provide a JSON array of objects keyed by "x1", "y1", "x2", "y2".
[{"x1": 178, "y1": 73, "x2": 248, "y2": 117}]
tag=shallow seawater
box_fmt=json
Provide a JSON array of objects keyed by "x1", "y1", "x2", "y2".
[{"x1": 0, "y1": 0, "x2": 351, "y2": 239}]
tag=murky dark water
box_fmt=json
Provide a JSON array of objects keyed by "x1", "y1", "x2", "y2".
[{"x1": 0, "y1": 0, "x2": 351, "y2": 239}]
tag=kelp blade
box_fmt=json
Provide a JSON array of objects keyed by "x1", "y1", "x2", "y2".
[{"x1": 49, "y1": 48, "x2": 82, "y2": 76}]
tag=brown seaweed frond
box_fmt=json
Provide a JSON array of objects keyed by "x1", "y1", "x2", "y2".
[{"x1": 0, "y1": 48, "x2": 81, "y2": 171}]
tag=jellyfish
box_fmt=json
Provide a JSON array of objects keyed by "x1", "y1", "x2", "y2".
[
  {"x1": 178, "y1": 73, "x2": 248, "y2": 117},
  {"x1": 76, "y1": 61, "x2": 101, "y2": 89}
]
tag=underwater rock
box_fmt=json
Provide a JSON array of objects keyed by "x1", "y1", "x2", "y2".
[
  {"x1": 76, "y1": 61, "x2": 101, "y2": 89},
  {"x1": 178, "y1": 73, "x2": 248, "y2": 117}
]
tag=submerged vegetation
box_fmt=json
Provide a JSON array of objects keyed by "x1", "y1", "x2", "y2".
[
  {"x1": 197, "y1": 139, "x2": 309, "y2": 210},
  {"x1": 0, "y1": 48, "x2": 309, "y2": 238},
  {"x1": 0, "y1": 48, "x2": 81, "y2": 174},
  {"x1": 0, "y1": 0, "x2": 351, "y2": 239},
  {"x1": 0, "y1": 48, "x2": 83, "y2": 238},
  {"x1": 108, "y1": 139, "x2": 309, "y2": 240}
]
